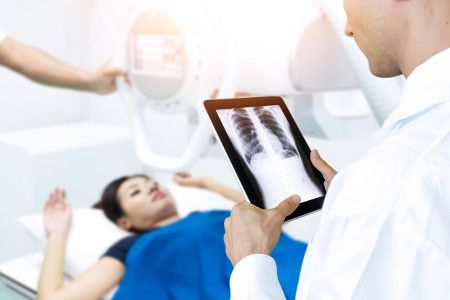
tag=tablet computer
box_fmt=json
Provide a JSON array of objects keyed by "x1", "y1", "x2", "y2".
[{"x1": 204, "y1": 96, "x2": 325, "y2": 221}]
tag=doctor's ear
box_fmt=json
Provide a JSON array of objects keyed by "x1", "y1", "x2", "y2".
[{"x1": 117, "y1": 217, "x2": 133, "y2": 231}]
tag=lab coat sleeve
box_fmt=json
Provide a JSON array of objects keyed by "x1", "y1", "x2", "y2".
[{"x1": 230, "y1": 254, "x2": 287, "y2": 300}]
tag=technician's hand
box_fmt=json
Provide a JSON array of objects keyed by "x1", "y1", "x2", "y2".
[
  {"x1": 88, "y1": 60, "x2": 128, "y2": 95},
  {"x1": 224, "y1": 195, "x2": 301, "y2": 266},
  {"x1": 173, "y1": 171, "x2": 211, "y2": 189},
  {"x1": 311, "y1": 149, "x2": 337, "y2": 191},
  {"x1": 43, "y1": 187, "x2": 72, "y2": 236}
]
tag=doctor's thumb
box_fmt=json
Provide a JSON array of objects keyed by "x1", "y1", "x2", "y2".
[{"x1": 272, "y1": 195, "x2": 301, "y2": 220}]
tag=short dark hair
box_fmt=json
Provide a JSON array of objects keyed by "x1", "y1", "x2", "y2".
[{"x1": 93, "y1": 174, "x2": 150, "y2": 224}]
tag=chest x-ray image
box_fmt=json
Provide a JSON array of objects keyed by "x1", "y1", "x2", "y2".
[{"x1": 217, "y1": 105, "x2": 324, "y2": 209}]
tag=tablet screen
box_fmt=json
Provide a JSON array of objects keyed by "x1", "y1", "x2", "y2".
[{"x1": 216, "y1": 104, "x2": 324, "y2": 210}]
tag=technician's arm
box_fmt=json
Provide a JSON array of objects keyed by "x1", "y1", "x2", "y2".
[
  {"x1": 0, "y1": 37, "x2": 126, "y2": 94},
  {"x1": 38, "y1": 188, "x2": 124, "y2": 300},
  {"x1": 173, "y1": 172, "x2": 246, "y2": 203}
]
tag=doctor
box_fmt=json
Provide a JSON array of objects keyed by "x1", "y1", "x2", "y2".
[
  {"x1": 224, "y1": 0, "x2": 450, "y2": 299},
  {"x1": 0, "y1": 30, "x2": 126, "y2": 94}
]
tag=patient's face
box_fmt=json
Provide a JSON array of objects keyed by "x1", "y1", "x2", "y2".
[{"x1": 117, "y1": 176, "x2": 178, "y2": 231}]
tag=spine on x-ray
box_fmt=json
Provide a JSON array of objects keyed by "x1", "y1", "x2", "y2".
[{"x1": 230, "y1": 108, "x2": 265, "y2": 164}]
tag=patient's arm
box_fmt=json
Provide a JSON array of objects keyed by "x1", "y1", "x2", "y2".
[
  {"x1": 173, "y1": 172, "x2": 246, "y2": 204},
  {"x1": 38, "y1": 188, "x2": 125, "y2": 300},
  {"x1": 40, "y1": 257, "x2": 125, "y2": 300},
  {"x1": 203, "y1": 178, "x2": 246, "y2": 204}
]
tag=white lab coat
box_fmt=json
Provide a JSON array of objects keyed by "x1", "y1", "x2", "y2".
[{"x1": 230, "y1": 47, "x2": 450, "y2": 299}]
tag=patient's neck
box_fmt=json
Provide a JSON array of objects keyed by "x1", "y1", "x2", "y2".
[{"x1": 152, "y1": 214, "x2": 181, "y2": 228}]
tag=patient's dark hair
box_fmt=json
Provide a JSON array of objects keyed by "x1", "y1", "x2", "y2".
[{"x1": 93, "y1": 174, "x2": 150, "y2": 224}]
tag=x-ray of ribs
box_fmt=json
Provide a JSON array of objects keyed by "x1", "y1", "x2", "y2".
[
  {"x1": 254, "y1": 107, "x2": 298, "y2": 159},
  {"x1": 231, "y1": 108, "x2": 265, "y2": 164}
]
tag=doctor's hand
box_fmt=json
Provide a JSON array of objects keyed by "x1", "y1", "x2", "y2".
[
  {"x1": 224, "y1": 195, "x2": 301, "y2": 266},
  {"x1": 311, "y1": 149, "x2": 337, "y2": 191},
  {"x1": 43, "y1": 187, "x2": 72, "y2": 237},
  {"x1": 88, "y1": 60, "x2": 127, "y2": 95}
]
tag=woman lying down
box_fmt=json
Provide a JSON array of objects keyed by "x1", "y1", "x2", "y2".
[{"x1": 37, "y1": 172, "x2": 307, "y2": 300}]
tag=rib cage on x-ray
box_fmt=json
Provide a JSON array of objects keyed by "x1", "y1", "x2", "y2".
[
  {"x1": 230, "y1": 107, "x2": 299, "y2": 165},
  {"x1": 254, "y1": 107, "x2": 298, "y2": 159},
  {"x1": 231, "y1": 108, "x2": 265, "y2": 164}
]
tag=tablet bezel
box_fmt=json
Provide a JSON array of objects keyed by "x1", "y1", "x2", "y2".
[{"x1": 204, "y1": 96, "x2": 326, "y2": 221}]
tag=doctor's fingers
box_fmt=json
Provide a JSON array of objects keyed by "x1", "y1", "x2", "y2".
[
  {"x1": 224, "y1": 216, "x2": 231, "y2": 231},
  {"x1": 223, "y1": 217, "x2": 232, "y2": 258},
  {"x1": 230, "y1": 201, "x2": 261, "y2": 218},
  {"x1": 310, "y1": 150, "x2": 337, "y2": 181},
  {"x1": 223, "y1": 233, "x2": 233, "y2": 262},
  {"x1": 270, "y1": 195, "x2": 301, "y2": 221}
]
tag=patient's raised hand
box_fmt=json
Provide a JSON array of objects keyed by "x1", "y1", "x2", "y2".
[
  {"x1": 43, "y1": 187, "x2": 72, "y2": 236},
  {"x1": 173, "y1": 171, "x2": 211, "y2": 189}
]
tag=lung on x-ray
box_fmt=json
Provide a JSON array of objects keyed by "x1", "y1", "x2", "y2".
[{"x1": 218, "y1": 105, "x2": 324, "y2": 209}]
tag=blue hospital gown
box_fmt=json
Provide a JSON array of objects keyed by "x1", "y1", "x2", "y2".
[{"x1": 113, "y1": 210, "x2": 307, "y2": 300}]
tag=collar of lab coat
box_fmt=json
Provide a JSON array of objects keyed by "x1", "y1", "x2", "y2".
[{"x1": 382, "y1": 47, "x2": 450, "y2": 130}]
